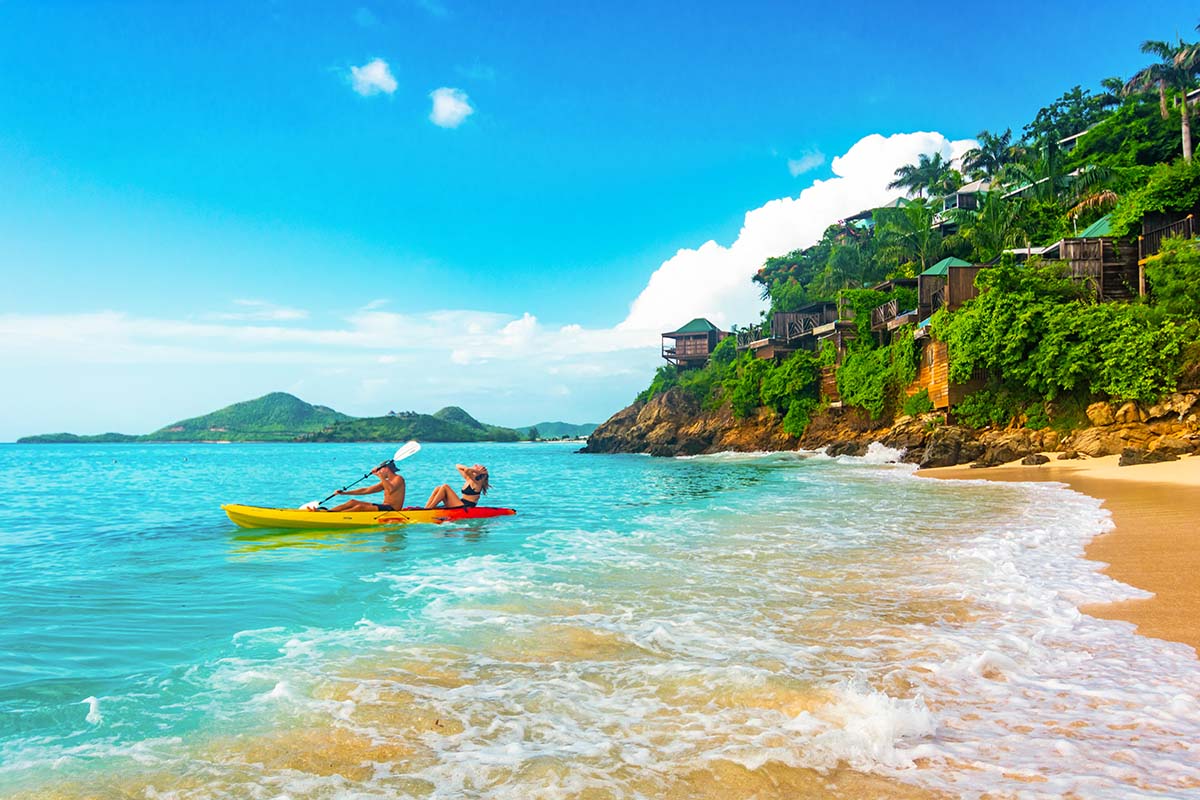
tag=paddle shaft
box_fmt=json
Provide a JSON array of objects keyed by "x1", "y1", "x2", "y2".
[{"x1": 320, "y1": 471, "x2": 377, "y2": 505}]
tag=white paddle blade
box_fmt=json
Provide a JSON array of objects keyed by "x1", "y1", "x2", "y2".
[
  {"x1": 299, "y1": 500, "x2": 321, "y2": 511},
  {"x1": 393, "y1": 440, "x2": 421, "y2": 462}
]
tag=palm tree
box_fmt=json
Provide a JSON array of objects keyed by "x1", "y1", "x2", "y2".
[
  {"x1": 960, "y1": 129, "x2": 1014, "y2": 180},
  {"x1": 876, "y1": 199, "x2": 943, "y2": 274},
  {"x1": 1125, "y1": 37, "x2": 1200, "y2": 161},
  {"x1": 887, "y1": 152, "x2": 956, "y2": 199},
  {"x1": 1098, "y1": 76, "x2": 1125, "y2": 109},
  {"x1": 947, "y1": 193, "x2": 1027, "y2": 262}
]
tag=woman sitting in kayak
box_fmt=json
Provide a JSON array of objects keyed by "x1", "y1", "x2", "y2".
[{"x1": 425, "y1": 464, "x2": 489, "y2": 509}]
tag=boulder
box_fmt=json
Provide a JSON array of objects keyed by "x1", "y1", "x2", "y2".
[
  {"x1": 1113, "y1": 401, "x2": 1142, "y2": 425},
  {"x1": 881, "y1": 417, "x2": 928, "y2": 450},
  {"x1": 918, "y1": 426, "x2": 976, "y2": 468},
  {"x1": 1069, "y1": 425, "x2": 1155, "y2": 457},
  {"x1": 1086, "y1": 402, "x2": 1115, "y2": 427},
  {"x1": 1057, "y1": 449, "x2": 1081, "y2": 460},
  {"x1": 1021, "y1": 453, "x2": 1050, "y2": 466},
  {"x1": 1118, "y1": 447, "x2": 1179, "y2": 467},
  {"x1": 972, "y1": 429, "x2": 1037, "y2": 467},
  {"x1": 1144, "y1": 392, "x2": 1198, "y2": 421},
  {"x1": 826, "y1": 442, "x2": 868, "y2": 458},
  {"x1": 1149, "y1": 435, "x2": 1194, "y2": 457}
]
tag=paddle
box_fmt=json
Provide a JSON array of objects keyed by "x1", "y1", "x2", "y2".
[{"x1": 299, "y1": 441, "x2": 421, "y2": 510}]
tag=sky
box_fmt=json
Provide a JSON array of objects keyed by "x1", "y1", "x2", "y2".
[{"x1": 1, "y1": 0, "x2": 1197, "y2": 440}]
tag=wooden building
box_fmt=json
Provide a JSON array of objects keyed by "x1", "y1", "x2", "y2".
[
  {"x1": 867, "y1": 277, "x2": 919, "y2": 341},
  {"x1": 916, "y1": 257, "x2": 986, "y2": 320},
  {"x1": 1060, "y1": 214, "x2": 1141, "y2": 301},
  {"x1": 904, "y1": 339, "x2": 987, "y2": 411},
  {"x1": 735, "y1": 301, "x2": 851, "y2": 360},
  {"x1": 661, "y1": 318, "x2": 729, "y2": 369}
]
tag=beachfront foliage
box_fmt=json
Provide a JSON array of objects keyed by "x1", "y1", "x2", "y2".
[
  {"x1": 902, "y1": 388, "x2": 934, "y2": 417},
  {"x1": 935, "y1": 259, "x2": 1189, "y2": 404},
  {"x1": 1144, "y1": 236, "x2": 1200, "y2": 317},
  {"x1": 835, "y1": 332, "x2": 920, "y2": 420}
]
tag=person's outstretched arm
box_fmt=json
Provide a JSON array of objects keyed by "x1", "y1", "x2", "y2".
[{"x1": 337, "y1": 482, "x2": 383, "y2": 496}]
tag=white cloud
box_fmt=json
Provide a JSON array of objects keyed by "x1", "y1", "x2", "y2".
[
  {"x1": 350, "y1": 58, "x2": 397, "y2": 96},
  {"x1": 787, "y1": 151, "x2": 825, "y2": 176},
  {"x1": 617, "y1": 130, "x2": 977, "y2": 338},
  {"x1": 206, "y1": 299, "x2": 309, "y2": 322},
  {"x1": 429, "y1": 87, "x2": 473, "y2": 128}
]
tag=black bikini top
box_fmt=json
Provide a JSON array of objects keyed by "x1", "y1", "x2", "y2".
[{"x1": 462, "y1": 484, "x2": 481, "y2": 498}]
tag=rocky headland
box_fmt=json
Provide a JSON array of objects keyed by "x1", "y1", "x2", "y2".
[{"x1": 580, "y1": 387, "x2": 1200, "y2": 469}]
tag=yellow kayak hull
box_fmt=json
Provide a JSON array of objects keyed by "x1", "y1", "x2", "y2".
[{"x1": 222, "y1": 504, "x2": 516, "y2": 530}]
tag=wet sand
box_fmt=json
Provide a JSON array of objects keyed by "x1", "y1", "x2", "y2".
[{"x1": 920, "y1": 453, "x2": 1200, "y2": 657}]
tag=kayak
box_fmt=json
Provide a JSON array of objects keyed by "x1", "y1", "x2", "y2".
[{"x1": 222, "y1": 503, "x2": 516, "y2": 530}]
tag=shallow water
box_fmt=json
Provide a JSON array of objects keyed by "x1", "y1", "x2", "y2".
[{"x1": 1, "y1": 441, "x2": 1198, "y2": 798}]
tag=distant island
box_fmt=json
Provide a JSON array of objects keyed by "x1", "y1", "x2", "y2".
[
  {"x1": 516, "y1": 421, "x2": 597, "y2": 439},
  {"x1": 17, "y1": 392, "x2": 596, "y2": 444}
]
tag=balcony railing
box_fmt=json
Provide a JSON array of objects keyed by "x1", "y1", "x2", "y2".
[
  {"x1": 1140, "y1": 215, "x2": 1196, "y2": 262},
  {"x1": 870, "y1": 299, "x2": 899, "y2": 331}
]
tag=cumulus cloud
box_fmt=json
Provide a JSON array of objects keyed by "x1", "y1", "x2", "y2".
[
  {"x1": 350, "y1": 58, "x2": 397, "y2": 96},
  {"x1": 429, "y1": 87, "x2": 473, "y2": 128},
  {"x1": 617, "y1": 130, "x2": 977, "y2": 338},
  {"x1": 787, "y1": 151, "x2": 825, "y2": 176}
]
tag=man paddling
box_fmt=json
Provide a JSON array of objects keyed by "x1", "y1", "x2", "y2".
[{"x1": 324, "y1": 461, "x2": 406, "y2": 512}]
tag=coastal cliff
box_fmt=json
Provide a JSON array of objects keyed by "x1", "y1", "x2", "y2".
[{"x1": 581, "y1": 390, "x2": 1200, "y2": 468}]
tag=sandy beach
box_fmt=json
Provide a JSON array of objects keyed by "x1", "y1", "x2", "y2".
[{"x1": 921, "y1": 453, "x2": 1200, "y2": 657}]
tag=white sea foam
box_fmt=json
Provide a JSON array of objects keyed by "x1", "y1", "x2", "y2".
[{"x1": 81, "y1": 697, "x2": 102, "y2": 726}]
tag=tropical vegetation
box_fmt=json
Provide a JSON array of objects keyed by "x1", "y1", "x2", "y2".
[{"x1": 635, "y1": 19, "x2": 1200, "y2": 437}]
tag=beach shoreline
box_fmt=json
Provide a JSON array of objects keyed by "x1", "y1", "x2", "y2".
[{"x1": 919, "y1": 453, "x2": 1200, "y2": 657}]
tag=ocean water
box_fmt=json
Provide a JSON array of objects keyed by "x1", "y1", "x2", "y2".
[{"x1": 1, "y1": 441, "x2": 1198, "y2": 799}]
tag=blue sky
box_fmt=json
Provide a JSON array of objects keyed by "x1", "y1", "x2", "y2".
[{"x1": 1, "y1": 1, "x2": 1197, "y2": 440}]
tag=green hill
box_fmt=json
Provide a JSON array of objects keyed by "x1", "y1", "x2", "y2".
[
  {"x1": 432, "y1": 406, "x2": 486, "y2": 429},
  {"x1": 18, "y1": 395, "x2": 522, "y2": 444},
  {"x1": 143, "y1": 392, "x2": 353, "y2": 442},
  {"x1": 304, "y1": 408, "x2": 520, "y2": 443},
  {"x1": 17, "y1": 432, "x2": 140, "y2": 444},
  {"x1": 517, "y1": 421, "x2": 598, "y2": 439}
]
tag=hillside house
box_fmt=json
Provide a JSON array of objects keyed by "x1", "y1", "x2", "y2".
[{"x1": 661, "y1": 318, "x2": 730, "y2": 369}]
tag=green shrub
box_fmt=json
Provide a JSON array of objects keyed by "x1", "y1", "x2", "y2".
[
  {"x1": 836, "y1": 331, "x2": 920, "y2": 419},
  {"x1": 725, "y1": 356, "x2": 771, "y2": 418},
  {"x1": 760, "y1": 351, "x2": 820, "y2": 413},
  {"x1": 1110, "y1": 157, "x2": 1200, "y2": 238},
  {"x1": 935, "y1": 258, "x2": 1187, "y2": 404},
  {"x1": 902, "y1": 388, "x2": 933, "y2": 417},
  {"x1": 636, "y1": 365, "x2": 680, "y2": 403},
  {"x1": 781, "y1": 397, "x2": 820, "y2": 437},
  {"x1": 1145, "y1": 236, "x2": 1200, "y2": 318},
  {"x1": 1023, "y1": 401, "x2": 1050, "y2": 430}
]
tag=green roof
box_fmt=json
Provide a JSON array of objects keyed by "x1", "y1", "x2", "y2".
[
  {"x1": 920, "y1": 257, "x2": 972, "y2": 277},
  {"x1": 665, "y1": 317, "x2": 720, "y2": 335},
  {"x1": 1077, "y1": 213, "x2": 1112, "y2": 238}
]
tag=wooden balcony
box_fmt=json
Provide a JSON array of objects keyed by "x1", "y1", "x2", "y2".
[
  {"x1": 870, "y1": 299, "x2": 899, "y2": 331},
  {"x1": 1139, "y1": 214, "x2": 1196, "y2": 264}
]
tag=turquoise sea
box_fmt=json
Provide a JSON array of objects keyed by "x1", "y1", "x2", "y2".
[{"x1": 2, "y1": 441, "x2": 1199, "y2": 799}]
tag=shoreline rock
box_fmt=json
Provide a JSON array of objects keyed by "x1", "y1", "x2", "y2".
[{"x1": 581, "y1": 390, "x2": 1200, "y2": 468}]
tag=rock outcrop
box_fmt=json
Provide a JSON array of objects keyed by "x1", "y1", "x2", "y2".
[{"x1": 581, "y1": 390, "x2": 1200, "y2": 467}]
